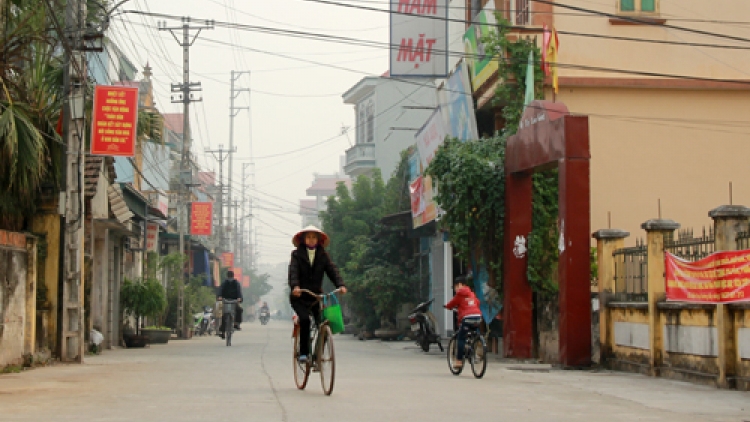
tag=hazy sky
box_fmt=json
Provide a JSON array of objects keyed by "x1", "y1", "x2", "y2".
[{"x1": 109, "y1": 0, "x2": 391, "y2": 265}]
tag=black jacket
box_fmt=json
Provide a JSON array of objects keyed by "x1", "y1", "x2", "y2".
[
  {"x1": 288, "y1": 245, "x2": 344, "y2": 294},
  {"x1": 220, "y1": 278, "x2": 243, "y2": 301}
]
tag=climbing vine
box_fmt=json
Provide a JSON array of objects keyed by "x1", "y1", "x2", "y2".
[{"x1": 427, "y1": 16, "x2": 559, "y2": 297}]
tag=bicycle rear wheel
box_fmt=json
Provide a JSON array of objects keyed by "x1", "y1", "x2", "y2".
[
  {"x1": 226, "y1": 314, "x2": 234, "y2": 347},
  {"x1": 318, "y1": 325, "x2": 335, "y2": 395},
  {"x1": 293, "y1": 323, "x2": 310, "y2": 389},
  {"x1": 470, "y1": 336, "x2": 487, "y2": 379},
  {"x1": 447, "y1": 336, "x2": 463, "y2": 375}
]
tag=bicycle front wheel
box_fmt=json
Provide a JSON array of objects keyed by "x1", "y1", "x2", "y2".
[
  {"x1": 447, "y1": 336, "x2": 463, "y2": 375},
  {"x1": 293, "y1": 323, "x2": 310, "y2": 389},
  {"x1": 470, "y1": 336, "x2": 487, "y2": 379},
  {"x1": 226, "y1": 314, "x2": 234, "y2": 347},
  {"x1": 318, "y1": 325, "x2": 336, "y2": 395}
]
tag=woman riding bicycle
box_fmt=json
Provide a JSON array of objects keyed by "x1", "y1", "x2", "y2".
[
  {"x1": 444, "y1": 275, "x2": 481, "y2": 369},
  {"x1": 288, "y1": 225, "x2": 347, "y2": 364}
]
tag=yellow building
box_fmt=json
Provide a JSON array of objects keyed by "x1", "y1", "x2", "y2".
[{"x1": 467, "y1": 0, "x2": 750, "y2": 242}]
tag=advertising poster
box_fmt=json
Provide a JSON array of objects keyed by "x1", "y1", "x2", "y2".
[
  {"x1": 90, "y1": 85, "x2": 138, "y2": 156},
  {"x1": 439, "y1": 61, "x2": 479, "y2": 141},
  {"x1": 189, "y1": 202, "x2": 213, "y2": 236}
]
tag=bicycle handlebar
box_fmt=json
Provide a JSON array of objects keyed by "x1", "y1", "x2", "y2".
[{"x1": 297, "y1": 288, "x2": 341, "y2": 299}]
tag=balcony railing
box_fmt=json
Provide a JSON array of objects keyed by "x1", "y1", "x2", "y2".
[{"x1": 344, "y1": 143, "x2": 376, "y2": 177}]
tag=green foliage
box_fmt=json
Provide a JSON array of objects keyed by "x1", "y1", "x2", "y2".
[
  {"x1": 427, "y1": 18, "x2": 559, "y2": 298},
  {"x1": 526, "y1": 171, "x2": 560, "y2": 298},
  {"x1": 425, "y1": 135, "x2": 507, "y2": 287},
  {"x1": 483, "y1": 15, "x2": 544, "y2": 135},
  {"x1": 243, "y1": 269, "x2": 273, "y2": 304},
  {"x1": 120, "y1": 277, "x2": 167, "y2": 333},
  {"x1": 322, "y1": 155, "x2": 420, "y2": 330}
]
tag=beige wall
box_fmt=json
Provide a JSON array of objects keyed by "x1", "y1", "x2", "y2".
[
  {"x1": 554, "y1": 1, "x2": 750, "y2": 80},
  {"x1": 552, "y1": 86, "x2": 750, "y2": 244}
]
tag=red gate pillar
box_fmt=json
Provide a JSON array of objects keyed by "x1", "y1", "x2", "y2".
[
  {"x1": 503, "y1": 171, "x2": 534, "y2": 358},
  {"x1": 558, "y1": 116, "x2": 591, "y2": 367}
]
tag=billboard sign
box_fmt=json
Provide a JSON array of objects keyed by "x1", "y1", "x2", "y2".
[
  {"x1": 439, "y1": 61, "x2": 479, "y2": 141},
  {"x1": 415, "y1": 107, "x2": 448, "y2": 170},
  {"x1": 189, "y1": 202, "x2": 213, "y2": 236},
  {"x1": 91, "y1": 85, "x2": 138, "y2": 156},
  {"x1": 390, "y1": 0, "x2": 448, "y2": 77}
]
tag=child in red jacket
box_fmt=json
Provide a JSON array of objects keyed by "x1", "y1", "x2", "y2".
[{"x1": 444, "y1": 275, "x2": 482, "y2": 368}]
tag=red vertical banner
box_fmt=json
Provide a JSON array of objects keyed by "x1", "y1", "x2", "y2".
[
  {"x1": 221, "y1": 252, "x2": 235, "y2": 268},
  {"x1": 90, "y1": 85, "x2": 138, "y2": 156},
  {"x1": 233, "y1": 267, "x2": 243, "y2": 282},
  {"x1": 145, "y1": 222, "x2": 159, "y2": 252},
  {"x1": 242, "y1": 275, "x2": 250, "y2": 288},
  {"x1": 190, "y1": 202, "x2": 213, "y2": 236}
]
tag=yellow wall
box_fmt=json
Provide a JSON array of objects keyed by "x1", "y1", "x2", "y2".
[
  {"x1": 554, "y1": 1, "x2": 750, "y2": 80},
  {"x1": 553, "y1": 87, "x2": 750, "y2": 244},
  {"x1": 31, "y1": 214, "x2": 60, "y2": 352},
  {"x1": 611, "y1": 307, "x2": 650, "y2": 364}
]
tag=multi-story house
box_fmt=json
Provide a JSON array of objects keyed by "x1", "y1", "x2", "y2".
[{"x1": 342, "y1": 74, "x2": 438, "y2": 180}]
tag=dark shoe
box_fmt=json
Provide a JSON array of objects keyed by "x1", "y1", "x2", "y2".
[
  {"x1": 219, "y1": 333, "x2": 225, "y2": 339},
  {"x1": 234, "y1": 324, "x2": 241, "y2": 331}
]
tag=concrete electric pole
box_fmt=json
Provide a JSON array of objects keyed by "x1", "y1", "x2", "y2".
[
  {"x1": 59, "y1": 0, "x2": 87, "y2": 363},
  {"x1": 158, "y1": 17, "x2": 213, "y2": 337},
  {"x1": 206, "y1": 145, "x2": 234, "y2": 252},
  {"x1": 228, "y1": 71, "x2": 249, "y2": 256}
]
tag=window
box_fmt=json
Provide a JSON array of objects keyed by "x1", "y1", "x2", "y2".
[
  {"x1": 514, "y1": 0, "x2": 530, "y2": 25},
  {"x1": 618, "y1": 0, "x2": 658, "y2": 14}
]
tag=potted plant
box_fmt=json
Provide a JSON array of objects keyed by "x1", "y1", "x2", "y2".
[{"x1": 121, "y1": 277, "x2": 168, "y2": 346}]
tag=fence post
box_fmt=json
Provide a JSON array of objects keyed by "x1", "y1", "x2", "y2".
[
  {"x1": 592, "y1": 229, "x2": 629, "y2": 363},
  {"x1": 642, "y1": 218, "x2": 679, "y2": 376},
  {"x1": 709, "y1": 205, "x2": 750, "y2": 388}
]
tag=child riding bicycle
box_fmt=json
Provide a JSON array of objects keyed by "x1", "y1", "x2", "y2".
[
  {"x1": 288, "y1": 226, "x2": 347, "y2": 364},
  {"x1": 444, "y1": 275, "x2": 481, "y2": 369}
]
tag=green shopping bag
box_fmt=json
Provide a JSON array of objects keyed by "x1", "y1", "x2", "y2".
[{"x1": 322, "y1": 294, "x2": 345, "y2": 334}]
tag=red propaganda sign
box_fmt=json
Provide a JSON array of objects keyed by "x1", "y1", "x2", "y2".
[
  {"x1": 233, "y1": 267, "x2": 243, "y2": 281},
  {"x1": 91, "y1": 85, "x2": 138, "y2": 156},
  {"x1": 190, "y1": 202, "x2": 213, "y2": 236},
  {"x1": 145, "y1": 222, "x2": 159, "y2": 252},
  {"x1": 666, "y1": 251, "x2": 750, "y2": 303},
  {"x1": 221, "y1": 252, "x2": 234, "y2": 268},
  {"x1": 242, "y1": 275, "x2": 250, "y2": 288}
]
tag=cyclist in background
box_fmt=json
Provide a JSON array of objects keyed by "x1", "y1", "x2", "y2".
[
  {"x1": 444, "y1": 275, "x2": 481, "y2": 369},
  {"x1": 217, "y1": 270, "x2": 243, "y2": 339},
  {"x1": 288, "y1": 226, "x2": 347, "y2": 364}
]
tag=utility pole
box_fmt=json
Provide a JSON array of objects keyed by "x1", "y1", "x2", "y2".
[
  {"x1": 206, "y1": 145, "x2": 234, "y2": 252},
  {"x1": 228, "y1": 71, "x2": 249, "y2": 255},
  {"x1": 240, "y1": 163, "x2": 250, "y2": 269},
  {"x1": 159, "y1": 17, "x2": 213, "y2": 337},
  {"x1": 59, "y1": 0, "x2": 87, "y2": 363}
]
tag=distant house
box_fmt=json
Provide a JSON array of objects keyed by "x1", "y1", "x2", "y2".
[{"x1": 300, "y1": 173, "x2": 351, "y2": 228}]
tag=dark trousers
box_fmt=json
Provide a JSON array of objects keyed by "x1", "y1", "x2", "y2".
[
  {"x1": 219, "y1": 305, "x2": 243, "y2": 333},
  {"x1": 456, "y1": 316, "x2": 482, "y2": 360},
  {"x1": 291, "y1": 296, "x2": 320, "y2": 357}
]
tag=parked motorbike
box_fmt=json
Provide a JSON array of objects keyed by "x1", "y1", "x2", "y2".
[
  {"x1": 408, "y1": 298, "x2": 443, "y2": 352},
  {"x1": 259, "y1": 309, "x2": 270, "y2": 325},
  {"x1": 194, "y1": 306, "x2": 215, "y2": 336}
]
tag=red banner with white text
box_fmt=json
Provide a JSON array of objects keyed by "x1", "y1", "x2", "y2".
[
  {"x1": 90, "y1": 85, "x2": 138, "y2": 156},
  {"x1": 665, "y1": 250, "x2": 750, "y2": 303},
  {"x1": 190, "y1": 202, "x2": 213, "y2": 236},
  {"x1": 221, "y1": 252, "x2": 234, "y2": 268}
]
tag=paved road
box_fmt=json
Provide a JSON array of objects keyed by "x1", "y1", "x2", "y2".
[{"x1": 1, "y1": 321, "x2": 748, "y2": 422}]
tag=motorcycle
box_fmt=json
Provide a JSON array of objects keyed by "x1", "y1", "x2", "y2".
[
  {"x1": 259, "y1": 309, "x2": 270, "y2": 325},
  {"x1": 408, "y1": 298, "x2": 443, "y2": 352},
  {"x1": 194, "y1": 306, "x2": 215, "y2": 336}
]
